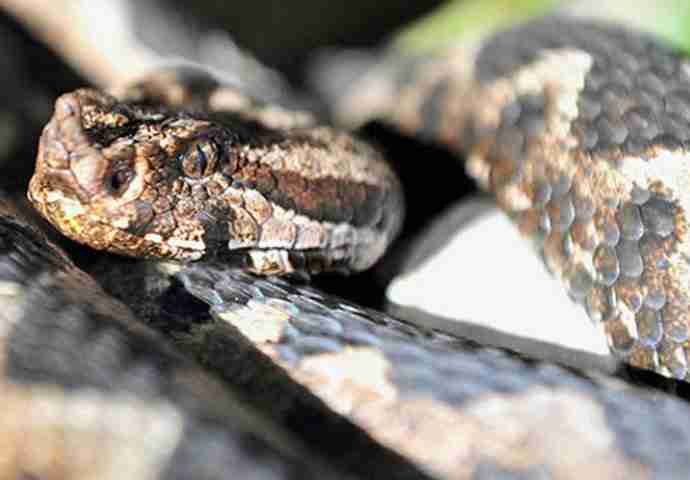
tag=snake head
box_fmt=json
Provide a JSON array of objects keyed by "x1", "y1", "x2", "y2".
[
  {"x1": 28, "y1": 88, "x2": 235, "y2": 260},
  {"x1": 29, "y1": 85, "x2": 403, "y2": 272}
]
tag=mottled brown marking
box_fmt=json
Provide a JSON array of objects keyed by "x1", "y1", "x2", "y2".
[
  {"x1": 249, "y1": 319, "x2": 649, "y2": 480},
  {"x1": 326, "y1": 18, "x2": 690, "y2": 379},
  {"x1": 30, "y1": 83, "x2": 403, "y2": 273},
  {"x1": 229, "y1": 207, "x2": 259, "y2": 248},
  {"x1": 217, "y1": 301, "x2": 290, "y2": 344}
]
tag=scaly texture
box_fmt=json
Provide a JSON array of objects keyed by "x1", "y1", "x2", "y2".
[
  {"x1": 0, "y1": 196, "x2": 342, "y2": 480},
  {"x1": 174, "y1": 262, "x2": 690, "y2": 480},
  {"x1": 29, "y1": 68, "x2": 403, "y2": 275},
  {"x1": 15, "y1": 14, "x2": 690, "y2": 478},
  {"x1": 322, "y1": 17, "x2": 690, "y2": 380}
]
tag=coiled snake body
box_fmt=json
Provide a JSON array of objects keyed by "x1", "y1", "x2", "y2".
[
  {"x1": 325, "y1": 18, "x2": 690, "y2": 381},
  {"x1": 6, "y1": 13, "x2": 690, "y2": 479}
]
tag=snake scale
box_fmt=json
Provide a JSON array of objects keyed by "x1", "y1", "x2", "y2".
[{"x1": 5, "y1": 7, "x2": 690, "y2": 479}]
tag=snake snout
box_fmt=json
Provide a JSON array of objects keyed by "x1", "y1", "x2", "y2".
[{"x1": 32, "y1": 91, "x2": 118, "y2": 205}]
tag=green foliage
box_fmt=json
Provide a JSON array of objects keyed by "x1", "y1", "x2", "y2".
[{"x1": 396, "y1": 0, "x2": 690, "y2": 53}]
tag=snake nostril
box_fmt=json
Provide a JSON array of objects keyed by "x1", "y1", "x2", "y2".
[{"x1": 107, "y1": 168, "x2": 134, "y2": 194}]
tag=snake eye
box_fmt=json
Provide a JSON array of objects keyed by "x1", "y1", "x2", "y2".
[
  {"x1": 107, "y1": 168, "x2": 134, "y2": 194},
  {"x1": 181, "y1": 140, "x2": 219, "y2": 178}
]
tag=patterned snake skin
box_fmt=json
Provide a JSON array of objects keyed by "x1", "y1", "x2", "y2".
[
  {"x1": 0, "y1": 197, "x2": 345, "y2": 479},
  {"x1": 323, "y1": 17, "x2": 690, "y2": 381},
  {"x1": 6, "y1": 12, "x2": 690, "y2": 480}
]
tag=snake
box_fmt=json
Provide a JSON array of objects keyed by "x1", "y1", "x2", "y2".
[
  {"x1": 5, "y1": 8, "x2": 690, "y2": 479},
  {"x1": 320, "y1": 16, "x2": 690, "y2": 380}
]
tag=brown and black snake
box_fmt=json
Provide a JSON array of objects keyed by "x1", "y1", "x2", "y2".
[{"x1": 4, "y1": 5, "x2": 690, "y2": 479}]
